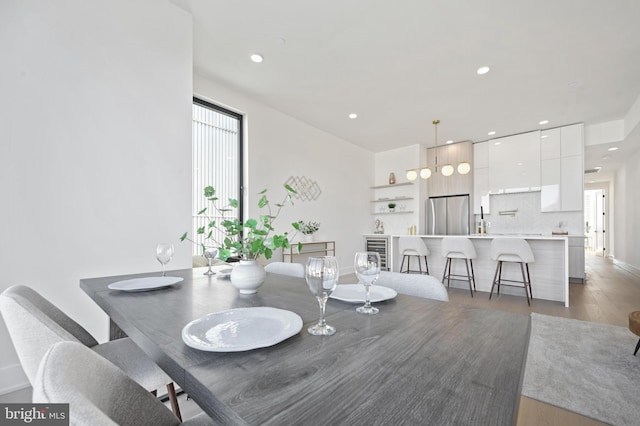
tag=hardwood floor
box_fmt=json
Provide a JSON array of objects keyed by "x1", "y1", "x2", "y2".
[{"x1": 2, "y1": 251, "x2": 637, "y2": 425}]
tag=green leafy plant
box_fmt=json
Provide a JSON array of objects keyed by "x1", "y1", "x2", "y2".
[
  {"x1": 388, "y1": 203, "x2": 397, "y2": 209},
  {"x1": 293, "y1": 220, "x2": 320, "y2": 235},
  {"x1": 180, "y1": 185, "x2": 299, "y2": 261}
]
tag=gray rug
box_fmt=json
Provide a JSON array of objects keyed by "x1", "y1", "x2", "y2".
[{"x1": 522, "y1": 313, "x2": 640, "y2": 425}]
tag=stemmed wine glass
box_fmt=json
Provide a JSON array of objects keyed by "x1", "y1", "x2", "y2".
[
  {"x1": 203, "y1": 244, "x2": 218, "y2": 276},
  {"x1": 354, "y1": 251, "x2": 381, "y2": 315},
  {"x1": 306, "y1": 256, "x2": 339, "y2": 336},
  {"x1": 156, "y1": 243, "x2": 174, "y2": 277}
]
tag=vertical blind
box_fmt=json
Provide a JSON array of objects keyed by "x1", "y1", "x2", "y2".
[{"x1": 192, "y1": 100, "x2": 241, "y2": 255}]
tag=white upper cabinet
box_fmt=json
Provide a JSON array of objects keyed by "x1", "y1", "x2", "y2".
[
  {"x1": 472, "y1": 142, "x2": 490, "y2": 214},
  {"x1": 540, "y1": 123, "x2": 584, "y2": 212},
  {"x1": 489, "y1": 131, "x2": 541, "y2": 194}
]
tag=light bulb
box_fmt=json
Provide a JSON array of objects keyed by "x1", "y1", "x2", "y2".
[
  {"x1": 420, "y1": 168, "x2": 432, "y2": 179},
  {"x1": 441, "y1": 165, "x2": 454, "y2": 177},
  {"x1": 457, "y1": 162, "x2": 471, "y2": 175},
  {"x1": 406, "y1": 170, "x2": 418, "y2": 181}
]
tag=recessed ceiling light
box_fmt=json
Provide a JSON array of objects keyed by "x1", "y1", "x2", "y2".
[
  {"x1": 494, "y1": 142, "x2": 501, "y2": 146},
  {"x1": 488, "y1": 131, "x2": 496, "y2": 136},
  {"x1": 602, "y1": 155, "x2": 610, "y2": 160},
  {"x1": 541, "y1": 135, "x2": 548, "y2": 138},
  {"x1": 608, "y1": 147, "x2": 619, "y2": 151},
  {"x1": 477, "y1": 66, "x2": 490, "y2": 75},
  {"x1": 539, "y1": 120, "x2": 549, "y2": 125},
  {"x1": 348, "y1": 113, "x2": 358, "y2": 119},
  {"x1": 446, "y1": 140, "x2": 453, "y2": 144},
  {"x1": 517, "y1": 162, "x2": 523, "y2": 166},
  {"x1": 250, "y1": 53, "x2": 264, "y2": 63},
  {"x1": 594, "y1": 166, "x2": 602, "y2": 170}
]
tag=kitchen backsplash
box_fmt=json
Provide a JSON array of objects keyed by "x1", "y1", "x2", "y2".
[{"x1": 479, "y1": 192, "x2": 583, "y2": 235}]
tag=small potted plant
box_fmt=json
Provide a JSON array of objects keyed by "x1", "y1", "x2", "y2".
[
  {"x1": 388, "y1": 203, "x2": 397, "y2": 212},
  {"x1": 293, "y1": 220, "x2": 320, "y2": 242},
  {"x1": 180, "y1": 184, "x2": 298, "y2": 294}
]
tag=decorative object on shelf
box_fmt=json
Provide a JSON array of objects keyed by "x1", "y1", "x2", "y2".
[
  {"x1": 374, "y1": 219, "x2": 384, "y2": 234},
  {"x1": 284, "y1": 176, "x2": 322, "y2": 201},
  {"x1": 180, "y1": 185, "x2": 300, "y2": 294},
  {"x1": 294, "y1": 220, "x2": 320, "y2": 242},
  {"x1": 388, "y1": 203, "x2": 396, "y2": 212},
  {"x1": 388, "y1": 172, "x2": 396, "y2": 185},
  {"x1": 406, "y1": 119, "x2": 471, "y2": 180}
]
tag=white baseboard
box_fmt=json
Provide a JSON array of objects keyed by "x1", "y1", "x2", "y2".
[
  {"x1": 613, "y1": 258, "x2": 640, "y2": 279},
  {"x1": 0, "y1": 363, "x2": 29, "y2": 396}
]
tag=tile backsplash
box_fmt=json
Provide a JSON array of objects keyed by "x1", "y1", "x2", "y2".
[{"x1": 478, "y1": 192, "x2": 583, "y2": 235}]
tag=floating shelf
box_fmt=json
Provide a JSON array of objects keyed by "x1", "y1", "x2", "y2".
[
  {"x1": 371, "y1": 211, "x2": 415, "y2": 215},
  {"x1": 370, "y1": 182, "x2": 414, "y2": 189},
  {"x1": 371, "y1": 197, "x2": 413, "y2": 202}
]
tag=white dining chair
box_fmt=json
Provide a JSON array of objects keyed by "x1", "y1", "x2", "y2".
[
  {"x1": 264, "y1": 262, "x2": 305, "y2": 278},
  {"x1": 0, "y1": 285, "x2": 182, "y2": 420},
  {"x1": 376, "y1": 271, "x2": 449, "y2": 302},
  {"x1": 33, "y1": 341, "x2": 214, "y2": 425}
]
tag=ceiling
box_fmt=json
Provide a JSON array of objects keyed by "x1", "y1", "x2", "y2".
[{"x1": 170, "y1": 0, "x2": 640, "y2": 182}]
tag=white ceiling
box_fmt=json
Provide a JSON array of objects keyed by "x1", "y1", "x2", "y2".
[{"x1": 171, "y1": 0, "x2": 640, "y2": 182}]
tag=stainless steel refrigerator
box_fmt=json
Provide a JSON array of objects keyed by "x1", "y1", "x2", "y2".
[{"x1": 426, "y1": 194, "x2": 470, "y2": 235}]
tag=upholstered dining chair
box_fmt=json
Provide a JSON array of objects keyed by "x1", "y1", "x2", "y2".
[
  {"x1": 0, "y1": 285, "x2": 182, "y2": 420},
  {"x1": 376, "y1": 271, "x2": 449, "y2": 302},
  {"x1": 33, "y1": 341, "x2": 214, "y2": 425},
  {"x1": 264, "y1": 262, "x2": 305, "y2": 278}
]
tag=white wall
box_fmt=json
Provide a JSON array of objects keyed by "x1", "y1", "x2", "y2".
[
  {"x1": 0, "y1": 0, "x2": 192, "y2": 393},
  {"x1": 194, "y1": 75, "x2": 373, "y2": 275},
  {"x1": 614, "y1": 124, "x2": 640, "y2": 269}
]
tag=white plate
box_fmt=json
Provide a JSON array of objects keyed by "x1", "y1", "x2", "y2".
[
  {"x1": 182, "y1": 307, "x2": 303, "y2": 352},
  {"x1": 330, "y1": 284, "x2": 397, "y2": 303},
  {"x1": 107, "y1": 276, "x2": 183, "y2": 292}
]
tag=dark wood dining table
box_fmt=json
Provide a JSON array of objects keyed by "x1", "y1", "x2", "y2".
[{"x1": 80, "y1": 268, "x2": 530, "y2": 425}]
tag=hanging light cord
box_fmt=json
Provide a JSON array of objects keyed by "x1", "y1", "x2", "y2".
[{"x1": 433, "y1": 119, "x2": 440, "y2": 173}]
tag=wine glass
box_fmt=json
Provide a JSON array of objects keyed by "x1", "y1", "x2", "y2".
[
  {"x1": 156, "y1": 243, "x2": 174, "y2": 277},
  {"x1": 354, "y1": 251, "x2": 381, "y2": 315},
  {"x1": 203, "y1": 244, "x2": 218, "y2": 276},
  {"x1": 306, "y1": 256, "x2": 339, "y2": 336}
]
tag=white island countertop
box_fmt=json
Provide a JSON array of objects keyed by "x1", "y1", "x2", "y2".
[{"x1": 365, "y1": 234, "x2": 570, "y2": 307}]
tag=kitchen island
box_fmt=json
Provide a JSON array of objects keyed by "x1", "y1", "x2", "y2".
[{"x1": 366, "y1": 234, "x2": 570, "y2": 307}]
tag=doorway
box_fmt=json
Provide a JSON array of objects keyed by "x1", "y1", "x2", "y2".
[{"x1": 584, "y1": 188, "x2": 607, "y2": 256}]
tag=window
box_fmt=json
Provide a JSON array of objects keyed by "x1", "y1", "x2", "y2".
[{"x1": 192, "y1": 98, "x2": 243, "y2": 254}]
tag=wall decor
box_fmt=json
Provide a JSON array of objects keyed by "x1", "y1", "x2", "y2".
[{"x1": 284, "y1": 176, "x2": 322, "y2": 201}]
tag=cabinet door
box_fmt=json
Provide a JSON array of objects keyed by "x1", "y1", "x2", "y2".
[
  {"x1": 473, "y1": 141, "x2": 489, "y2": 168},
  {"x1": 540, "y1": 128, "x2": 560, "y2": 160},
  {"x1": 473, "y1": 167, "x2": 490, "y2": 214},
  {"x1": 561, "y1": 124, "x2": 583, "y2": 157},
  {"x1": 540, "y1": 158, "x2": 561, "y2": 212},
  {"x1": 561, "y1": 155, "x2": 583, "y2": 211},
  {"x1": 489, "y1": 131, "x2": 541, "y2": 193}
]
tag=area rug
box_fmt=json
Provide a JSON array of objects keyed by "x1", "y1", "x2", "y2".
[{"x1": 522, "y1": 313, "x2": 640, "y2": 425}]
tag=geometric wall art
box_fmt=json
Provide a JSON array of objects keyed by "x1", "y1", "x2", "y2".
[{"x1": 284, "y1": 176, "x2": 322, "y2": 201}]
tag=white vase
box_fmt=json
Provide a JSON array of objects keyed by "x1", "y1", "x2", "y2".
[
  {"x1": 230, "y1": 260, "x2": 266, "y2": 294},
  {"x1": 303, "y1": 234, "x2": 314, "y2": 242}
]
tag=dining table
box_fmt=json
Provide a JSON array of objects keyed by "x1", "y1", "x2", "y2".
[{"x1": 80, "y1": 267, "x2": 530, "y2": 425}]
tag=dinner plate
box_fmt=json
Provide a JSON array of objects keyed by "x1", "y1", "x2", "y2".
[
  {"x1": 182, "y1": 307, "x2": 303, "y2": 352},
  {"x1": 107, "y1": 276, "x2": 184, "y2": 292},
  {"x1": 330, "y1": 284, "x2": 397, "y2": 303}
]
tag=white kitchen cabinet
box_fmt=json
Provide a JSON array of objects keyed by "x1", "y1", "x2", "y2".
[
  {"x1": 489, "y1": 131, "x2": 541, "y2": 194},
  {"x1": 561, "y1": 155, "x2": 583, "y2": 211},
  {"x1": 568, "y1": 236, "x2": 585, "y2": 282},
  {"x1": 540, "y1": 123, "x2": 584, "y2": 212},
  {"x1": 472, "y1": 142, "x2": 490, "y2": 214}
]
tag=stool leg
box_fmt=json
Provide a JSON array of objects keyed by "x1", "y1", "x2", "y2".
[
  {"x1": 464, "y1": 259, "x2": 473, "y2": 297},
  {"x1": 418, "y1": 256, "x2": 422, "y2": 274},
  {"x1": 634, "y1": 338, "x2": 640, "y2": 356},
  {"x1": 442, "y1": 258, "x2": 450, "y2": 285},
  {"x1": 424, "y1": 256, "x2": 429, "y2": 275},
  {"x1": 490, "y1": 262, "x2": 500, "y2": 300},
  {"x1": 470, "y1": 259, "x2": 477, "y2": 291},
  {"x1": 526, "y1": 264, "x2": 533, "y2": 299},
  {"x1": 497, "y1": 261, "x2": 503, "y2": 294},
  {"x1": 520, "y1": 262, "x2": 530, "y2": 306},
  {"x1": 447, "y1": 258, "x2": 453, "y2": 288},
  {"x1": 400, "y1": 255, "x2": 407, "y2": 273}
]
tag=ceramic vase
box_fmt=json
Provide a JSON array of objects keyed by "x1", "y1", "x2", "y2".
[
  {"x1": 230, "y1": 260, "x2": 266, "y2": 294},
  {"x1": 303, "y1": 234, "x2": 314, "y2": 242}
]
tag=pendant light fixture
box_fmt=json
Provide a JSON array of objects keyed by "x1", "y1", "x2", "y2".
[{"x1": 406, "y1": 119, "x2": 471, "y2": 180}]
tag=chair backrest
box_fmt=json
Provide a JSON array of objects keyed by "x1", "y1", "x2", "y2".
[
  {"x1": 376, "y1": 271, "x2": 449, "y2": 302},
  {"x1": 264, "y1": 262, "x2": 305, "y2": 278},
  {"x1": 33, "y1": 341, "x2": 180, "y2": 426},
  {"x1": 490, "y1": 238, "x2": 535, "y2": 263},
  {"x1": 398, "y1": 237, "x2": 430, "y2": 256},
  {"x1": 441, "y1": 237, "x2": 477, "y2": 260},
  {"x1": 0, "y1": 285, "x2": 98, "y2": 384}
]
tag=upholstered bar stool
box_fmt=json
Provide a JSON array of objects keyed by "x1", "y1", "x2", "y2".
[
  {"x1": 489, "y1": 238, "x2": 535, "y2": 305},
  {"x1": 441, "y1": 237, "x2": 477, "y2": 297},
  {"x1": 398, "y1": 236, "x2": 430, "y2": 274}
]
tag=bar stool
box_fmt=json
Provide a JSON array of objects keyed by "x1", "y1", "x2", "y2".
[
  {"x1": 398, "y1": 237, "x2": 430, "y2": 274},
  {"x1": 441, "y1": 237, "x2": 477, "y2": 297},
  {"x1": 489, "y1": 238, "x2": 535, "y2": 305}
]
